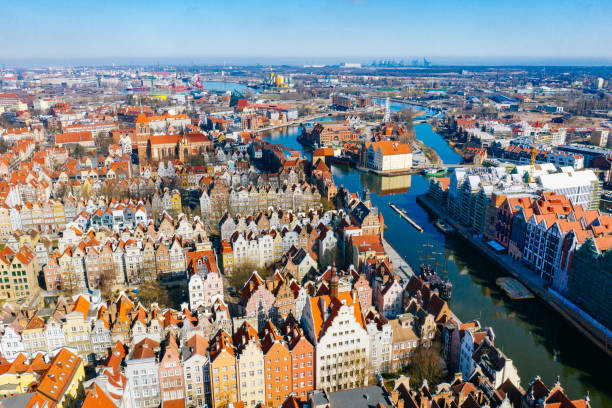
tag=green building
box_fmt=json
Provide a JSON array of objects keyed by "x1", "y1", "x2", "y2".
[{"x1": 566, "y1": 239, "x2": 612, "y2": 330}]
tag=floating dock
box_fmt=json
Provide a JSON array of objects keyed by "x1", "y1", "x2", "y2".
[
  {"x1": 496, "y1": 277, "x2": 534, "y2": 300},
  {"x1": 389, "y1": 203, "x2": 423, "y2": 233}
]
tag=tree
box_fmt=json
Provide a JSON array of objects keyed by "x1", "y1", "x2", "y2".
[
  {"x1": 72, "y1": 144, "x2": 86, "y2": 158},
  {"x1": 0, "y1": 138, "x2": 10, "y2": 154},
  {"x1": 186, "y1": 154, "x2": 206, "y2": 166},
  {"x1": 405, "y1": 341, "x2": 445, "y2": 386},
  {"x1": 97, "y1": 134, "x2": 114, "y2": 156},
  {"x1": 99, "y1": 270, "x2": 116, "y2": 301},
  {"x1": 137, "y1": 279, "x2": 170, "y2": 308}
]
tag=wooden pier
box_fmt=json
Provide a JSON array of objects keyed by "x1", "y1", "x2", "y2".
[{"x1": 389, "y1": 203, "x2": 424, "y2": 233}]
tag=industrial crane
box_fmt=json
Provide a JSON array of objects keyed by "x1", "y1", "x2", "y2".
[{"x1": 528, "y1": 112, "x2": 546, "y2": 182}]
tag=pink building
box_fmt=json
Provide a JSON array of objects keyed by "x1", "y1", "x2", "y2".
[
  {"x1": 352, "y1": 273, "x2": 372, "y2": 311},
  {"x1": 159, "y1": 334, "x2": 185, "y2": 402},
  {"x1": 240, "y1": 272, "x2": 276, "y2": 327},
  {"x1": 43, "y1": 257, "x2": 62, "y2": 290}
]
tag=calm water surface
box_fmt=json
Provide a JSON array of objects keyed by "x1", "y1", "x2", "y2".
[{"x1": 260, "y1": 113, "x2": 611, "y2": 407}]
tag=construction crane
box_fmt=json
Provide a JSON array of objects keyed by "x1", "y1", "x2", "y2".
[{"x1": 528, "y1": 112, "x2": 546, "y2": 182}]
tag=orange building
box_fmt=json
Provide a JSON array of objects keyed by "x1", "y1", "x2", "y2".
[
  {"x1": 285, "y1": 320, "x2": 314, "y2": 401},
  {"x1": 260, "y1": 321, "x2": 291, "y2": 407}
]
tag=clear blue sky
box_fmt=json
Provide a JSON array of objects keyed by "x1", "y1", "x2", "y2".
[{"x1": 1, "y1": 0, "x2": 611, "y2": 64}]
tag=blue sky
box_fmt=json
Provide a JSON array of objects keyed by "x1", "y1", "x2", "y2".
[{"x1": 1, "y1": 0, "x2": 611, "y2": 65}]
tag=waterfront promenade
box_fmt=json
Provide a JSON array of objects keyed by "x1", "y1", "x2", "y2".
[
  {"x1": 382, "y1": 237, "x2": 414, "y2": 282},
  {"x1": 417, "y1": 194, "x2": 612, "y2": 357}
]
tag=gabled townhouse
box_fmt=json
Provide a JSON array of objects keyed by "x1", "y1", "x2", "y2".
[
  {"x1": 301, "y1": 268, "x2": 370, "y2": 391},
  {"x1": 284, "y1": 319, "x2": 314, "y2": 401},
  {"x1": 126, "y1": 338, "x2": 162, "y2": 408},
  {"x1": 208, "y1": 330, "x2": 238, "y2": 408},
  {"x1": 260, "y1": 321, "x2": 291, "y2": 408},
  {"x1": 239, "y1": 272, "x2": 276, "y2": 328},
  {"x1": 159, "y1": 334, "x2": 185, "y2": 402},
  {"x1": 234, "y1": 321, "x2": 265, "y2": 408}
]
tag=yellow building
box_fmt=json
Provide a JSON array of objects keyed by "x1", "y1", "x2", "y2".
[
  {"x1": 0, "y1": 246, "x2": 39, "y2": 300},
  {"x1": 209, "y1": 330, "x2": 238, "y2": 408},
  {"x1": 221, "y1": 241, "x2": 233, "y2": 275},
  {"x1": 0, "y1": 353, "x2": 49, "y2": 397},
  {"x1": 234, "y1": 323, "x2": 265, "y2": 408},
  {"x1": 0, "y1": 206, "x2": 11, "y2": 236},
  {"x1": 22, "y1": 313, "x2": 47, "y2": 357},
  {"x1": 52, "y1": 200, "x2": 66, "y2": 230},
  {"x1": 171, "y1": 191, "x2": 182, "y2": 213},
  {"x1": 63, "y1": 296, "x2": 92, "y2": 360}
]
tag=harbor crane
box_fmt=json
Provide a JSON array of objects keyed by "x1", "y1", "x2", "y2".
[{"x1": 528, "y1": 112, "x2": 546, "y2": 183}]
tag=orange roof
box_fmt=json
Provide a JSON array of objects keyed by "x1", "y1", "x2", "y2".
[
  {"x1": 366, "y1": 140, "x2": 412, "y2": 155},
  {"x1": 82, "y1": 383, "x2": 118, "y2": 408},
  {"x1": 56, "y1": 131, "x2": 93, "y2": 144},
  {"x1": 37, "y1": 348, "x2": 82, "y2": 403},
  {"x1": 309, "y1": 291, "x2": 364, "y2": 340},
  {"x1": 150, "y1": 134, "x2": 181, "y2": 145},
  {"x1": 162, "y1": 399, "x2": 186, "y2": 408},
  {"x1": 72, "y1": 296, "x2": 90, "y2": 320}
]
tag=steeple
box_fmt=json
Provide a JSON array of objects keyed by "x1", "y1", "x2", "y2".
[{"x1": 330, "y1": 262, "x2": 339, "y2": 299}]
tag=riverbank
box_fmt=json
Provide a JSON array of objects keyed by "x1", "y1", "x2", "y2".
[{"x1": 416, "y1": 194, "x2": 612, "y2": 357}]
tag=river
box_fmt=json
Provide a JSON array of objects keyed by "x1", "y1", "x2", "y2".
[{"x1": 260, "y1": 110, "x2": 611, "y2": 407}]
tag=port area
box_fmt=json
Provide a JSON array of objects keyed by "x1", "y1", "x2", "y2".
[
  {"x1": 382, "y1": 237, "x2": 414, "y2": 283},
  {"x1": 496, "y1": 277, "x2": 534, "y2": 300},
  {"x1": 416, "y1": 193, "x2": 612, "y2": 356}
]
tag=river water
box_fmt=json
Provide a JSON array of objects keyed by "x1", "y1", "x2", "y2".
[{"x1": 261, "y1": 110, "x2": 611, "y2": 407}]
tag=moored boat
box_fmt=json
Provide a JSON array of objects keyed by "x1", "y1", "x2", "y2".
[
  {"x1": 419, "y1": 264, "x2": 453, "y2": 301},
  {"x1": 422, "y1": 167, "x2": 448, "y2": 177}
]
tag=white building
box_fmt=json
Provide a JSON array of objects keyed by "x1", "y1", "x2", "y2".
[
  {"x1": 366, "y1": 141, "x2": 412, "y2": 172},
  {"x1": 188, "y1": 270, "x2": 223, "y2": 310},
  {"x1": 537, "y1": 169, "x2": 601, "y2": 210},
  {"x1": 0, "y1": 326, "x2": 25, "y2": 361},
  {"x1": 364, "y1": 310, "x2": 392, "y2": 373},
  {"x1": 126, "y1": 340, "x2": 161, "y2": 408},
  {"x1": 301, "y1": 277, "x2": 370, "y2": 392}
]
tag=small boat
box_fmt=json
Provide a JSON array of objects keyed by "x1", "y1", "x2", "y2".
[
  {"x1": 435, "y1": 219, "x2": 455, "y2": 235},
  {"x1": 419, "y1": 264, "x2": 453, "y2": 301},
  {"x1": 355, "y1": 166, "x2": 369, "y2": 173},
  {"x1": 422, "y1": 168, "x2": 448, "y2": 177}
]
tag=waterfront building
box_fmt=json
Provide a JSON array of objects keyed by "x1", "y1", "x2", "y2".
[
  {"x1": 537, "y1": 169, "x2": 601, "y2": 210},
  {"x1": 566, "y1": 238, "x2": 612, "y2": 330},
  {"x1": 364, "y1": 141, "x2": 412, "y2": 173}
]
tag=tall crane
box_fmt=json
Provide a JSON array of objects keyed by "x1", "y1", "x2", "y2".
[{"x1": 528, "y1": 112, "x2": 546, "y2": 182}]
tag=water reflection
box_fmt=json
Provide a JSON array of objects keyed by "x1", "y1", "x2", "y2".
[{"x1": 259, "y1": 110, "x2": 612, "y2": 408}]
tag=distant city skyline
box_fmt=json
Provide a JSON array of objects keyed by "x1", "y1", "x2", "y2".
[{"x1": 1, "y1": 0, "x2": 611, "y2": 66}]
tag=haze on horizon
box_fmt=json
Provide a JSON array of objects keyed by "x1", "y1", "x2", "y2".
[{"x1": 1, "y1": 0, "x2": 611, "y2": 66}]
